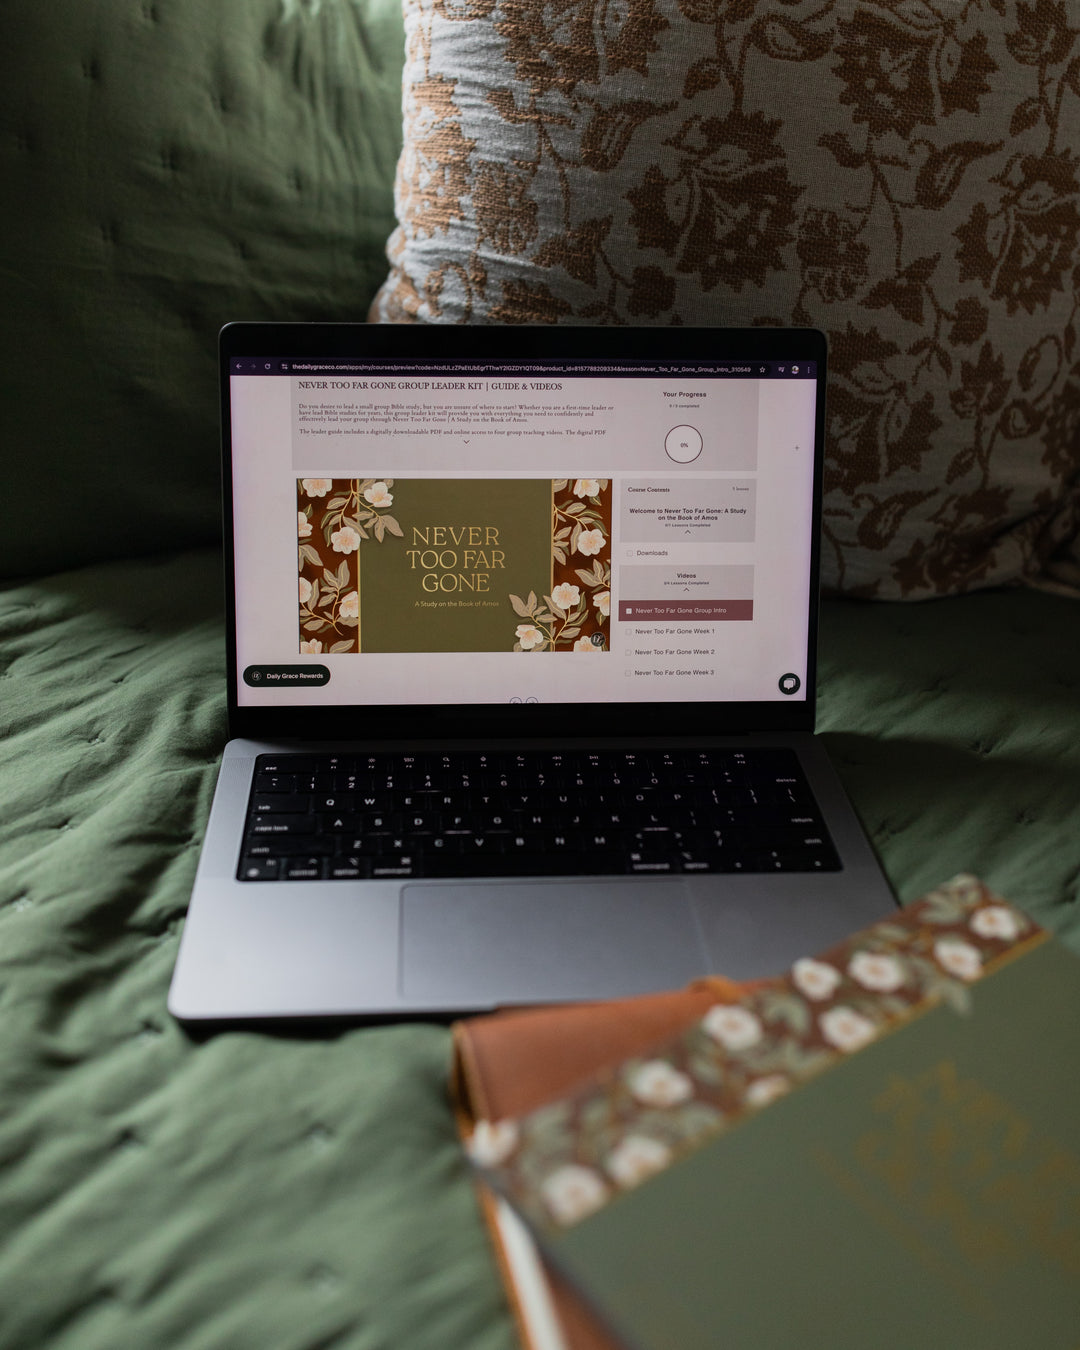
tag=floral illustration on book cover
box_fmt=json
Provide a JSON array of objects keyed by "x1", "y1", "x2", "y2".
[
  {"x1": 466, "y1": 877, "x2": 1047, "y2": 1237},
  {"x1": 510, "y1": 477, "x2": 611, "y2": 654},
  {"x1": 296, "y1": 477, "x2": 612, "y2": 654}
]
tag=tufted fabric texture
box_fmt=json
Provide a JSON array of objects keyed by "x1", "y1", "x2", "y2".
[
  {"x1": 0, "y1": 0, "x2": 404, "y2": 581},
  {"x1": 370, "y1": 0, "x2": 1080, "y2": 598}
]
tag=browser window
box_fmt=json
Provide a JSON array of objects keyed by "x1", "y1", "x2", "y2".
[{"x1": 229, "y1": 356, "x2": 817, "y2": 707}]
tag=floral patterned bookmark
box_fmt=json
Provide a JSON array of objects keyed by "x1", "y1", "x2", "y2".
[{"x1": 467, "y1": 876, "x2": 1045, "y2": 1238}]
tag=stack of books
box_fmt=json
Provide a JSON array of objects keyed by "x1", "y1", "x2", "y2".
[{"x1": 452, "y1": 876, "x2": 1080, "y2": 1350}]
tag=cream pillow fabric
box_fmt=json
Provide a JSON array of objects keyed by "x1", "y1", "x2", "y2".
[{"x1": 371, "y1": 0, "x2": 1080, "y2": 598}]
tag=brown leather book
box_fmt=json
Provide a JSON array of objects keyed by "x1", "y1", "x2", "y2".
[{"x1": 451, "y1": 976, "x2": 760, "y2": 1350}]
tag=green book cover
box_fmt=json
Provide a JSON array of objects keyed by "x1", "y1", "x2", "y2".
[{"x1": 472, "y1": 878, "x2": 1080, "y2": 1350}]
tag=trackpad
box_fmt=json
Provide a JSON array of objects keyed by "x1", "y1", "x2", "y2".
[{"x1": 401, "y1": 879, "x2": 709, "y2": 1006}]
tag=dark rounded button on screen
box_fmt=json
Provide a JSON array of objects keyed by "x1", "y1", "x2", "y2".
[
  {"x1": 778, "y1": 672, "x2": 801, "y2": 695},
  {"x1": 244, "y1": 665, "x2": 330, "y2": 687}
]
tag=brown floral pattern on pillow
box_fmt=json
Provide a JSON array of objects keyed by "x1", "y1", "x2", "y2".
[{"x1": 372, "y1": 0, "x2": 1080, "y2": 598}]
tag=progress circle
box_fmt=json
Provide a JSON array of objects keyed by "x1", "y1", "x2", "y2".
[{"x1": 665, "y1": 425, "x2": 703, "y2": 464}]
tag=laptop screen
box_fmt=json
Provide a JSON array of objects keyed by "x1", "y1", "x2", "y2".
[{"x1": 223, "y1": 326, "x2": 823, "y2": 728}]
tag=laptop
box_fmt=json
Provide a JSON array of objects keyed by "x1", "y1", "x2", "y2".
[{"x1": 167, "y1": 323, "x2": 895, "y2": 1025}]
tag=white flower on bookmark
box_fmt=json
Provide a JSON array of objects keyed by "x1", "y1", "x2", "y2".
[
  {"x1": 701, "y1": 1004, "x2": 764, "y2": 1052},
  {"x1": 792, "y1": 957, "x2": 842, "y2": 1001},
  {"x1": 541, "y1": 1165, "x2": 609, "y2": 1225},
  {"x1": 467, "y1": 1119, "x2": 520, "y2": 1168},
  {"x1": 933, "y1": 937, "x2": 983, "y2": 982},
  {"x1": 628, "y1": 1060, "x2": 694, "y2": 1107},
  {"x1": 605, "y1": 1135, "x2": 673, "y2": 1189},
  {"x1": 848, "y1": 951, "x2": 905, "y2": 992},
  {"x1": 745, "y1": 1075, "x2": 790, "y2": 1108},
  {"x1": 819, "y1": 1006, "x2": 877, "y2": 1053},
  {"x1": 970, "y1": 905, "x2": 1022, "y2": 942}
]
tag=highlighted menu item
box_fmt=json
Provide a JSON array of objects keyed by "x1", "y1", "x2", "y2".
[{"x1": 618, "y1": 564, "x2": 753, "y2": 622}]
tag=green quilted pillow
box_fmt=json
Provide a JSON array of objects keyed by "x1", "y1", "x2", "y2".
[{"x1": 1, "y1": 0, "x2": 404, "y2": 580}]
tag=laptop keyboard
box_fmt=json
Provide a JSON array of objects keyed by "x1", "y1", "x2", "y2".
[{"x1": 237, "y1": 747, "x2": 840, "y2": 881}]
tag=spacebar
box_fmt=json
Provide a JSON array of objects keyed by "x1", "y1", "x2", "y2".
[{"x1": 419, "y1": 852, "x2": 624, "y2": 878}]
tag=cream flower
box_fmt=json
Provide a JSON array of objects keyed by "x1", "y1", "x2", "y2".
[
  {"x1": 970, "y1": 905, "x2": 1022, "y2": 942},
  {"x1": 848, "y1": 951, "x2": 905, "y2": 993},
  {"x1": 701, "y1": 1004, "x2": 763, "y2": 1052},
  {"x1": 573, "y1": 636, "x2": 600, "y2": 652},
  {"x1": 301, "y1": 478, "x2": 333, "y2": 497},
  {"x1": 746, "y1": 1075, "x2": 790, "y2": 1108},
  {"x1": 541, "y1": 1165, "x2": 609, "y2": 1226},
  {"x1": 605, "y1": 1135, "x2": 672, "y2": 1188},
  {"x1": 339, "y1": 591, "x2": 359, "y2": 619},
  {"x1": 551, "y1": 582, "x2": 581, "y2": 611},
  {"x1": 300, "y1": 639, "x2": 323, "y2": 655},
  {"x1": 628, "y1": 1060, "x2": 694, "y2": 1108},
  {"x1": 297, "y1": 511, "x2": 312, "y2": 538},
  {"x1": 576, "y1": 528, "x2": 606, "y2": 557},
  {"x1": 331, "y1": 526, "x2": 361, "y2": 554},
  {"x1": 594, "y1": 590, "x2": 610, "y2": 617},
  {"x1": 516, "y1": 624, "x2": 544, "y2": 650},
  {"x1": 467, "y1": 1119, "x2": 519, "y2": 1168},
  {"x1": 934, "y1": 937, "x2": 983, "y2": 982},
  {"x1": 573, "y1": 478, "x2": 601, "y2": 498},
  {"x1": 792, "y1": 957, "x2": 842, "y2": 1001},
  {"x1": 299, "y1": 577, "x2": 312, "y2": 606},
  {"x1": 364, "y1": 480, "x2": 393, "y2": 508},
  {"x1": 819, "y1": 1006, "x2": 877, "y2": 1053}
]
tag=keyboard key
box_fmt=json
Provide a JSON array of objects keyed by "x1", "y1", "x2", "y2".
[
  {"x1": 372, "y1": 855, "x2": 416, "y2": 878},
  {"x1": 249, "y1": 814, "x2": 316, "y2": 836},
  {"x1": 283, "y1": 858, "x2": 326, "y2": 880},
  {"x1": 239, "y1": 857, "x2": 280, "y2": 881},
  {"x1": 328, "y1": 856, "x2": 372, "y2": 880},
  {"x1": 251, "y1": 792, "x2": 312, "y2": 814}
]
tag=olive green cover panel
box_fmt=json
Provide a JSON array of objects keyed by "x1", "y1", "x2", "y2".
[
  {"x1": 0, "y1": 553, "x2": 1078, "y2": 1349},
  {"x1": 0, "y1": 0, "x2": 405, "y2": 581},
  {"x1": 553, "y1": 938, "x2": 1080, "y2": 1350},
  {"x1": 358, "y1": 480, "x2": 553, "y2": 652}
]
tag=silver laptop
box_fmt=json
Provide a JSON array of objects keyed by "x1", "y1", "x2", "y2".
[{"x1": 168, "y1": 323, "x2": 894, "y2": 1025}]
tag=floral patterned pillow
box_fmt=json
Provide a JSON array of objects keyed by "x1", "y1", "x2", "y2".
[{"x1": 370, "y1": 0, "x2": 1080, "y2": 598}]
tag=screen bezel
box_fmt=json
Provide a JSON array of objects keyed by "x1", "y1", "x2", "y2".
[{"x1": 220, "y1": 322, "x2": 827, "y2": 743}]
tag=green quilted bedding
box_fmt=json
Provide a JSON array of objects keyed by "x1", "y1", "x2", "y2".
[{"x1": 1, "y1": 549, "x2": 1078, "y2": 1349}]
